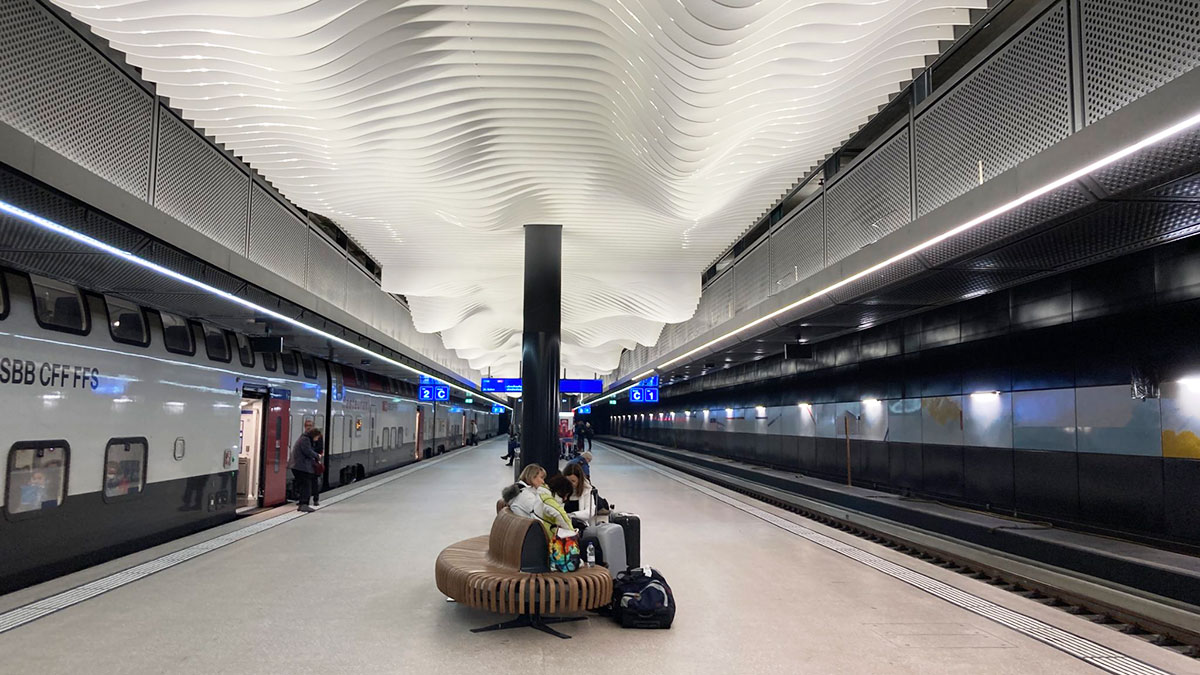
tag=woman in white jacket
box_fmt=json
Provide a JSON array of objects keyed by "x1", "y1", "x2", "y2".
[{"x1": 507, "y1": 464, "x2": 573, "y2": 534}]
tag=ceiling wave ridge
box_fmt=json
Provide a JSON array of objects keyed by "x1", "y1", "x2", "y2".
[{"x1": 54, "y1": 0, "x2": 984, "y2": 377}]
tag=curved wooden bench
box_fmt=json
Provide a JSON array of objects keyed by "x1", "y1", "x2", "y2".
[{"x1": 436, "y1": 509, "x2": 612, "y2": 638}]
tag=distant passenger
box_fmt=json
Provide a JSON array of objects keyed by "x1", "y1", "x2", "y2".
[
  {"x1": 104, "y1": 462, "x2": 127, "y2": 498},
  {"x1": 561, "y1": 461, "x2": 596, "y2": 527},
  {"x1": 501, "y1": 432, "x2": 518, "y2": 465},
  {"x1": 289, "y1": 427, "x2": 322, "y2": 512},
  {"x1": 584, "y1": 422, "x2": 594, "y2": 451},
  {"x1": 566, "y1": 451, "x2": 593, "y2": 479},
  {"x1": 469, "y1": 419, "x2": 479, "y2": 446},
  {"x1": 303, "y1": 419, "x2": 324, "y2": 507}
]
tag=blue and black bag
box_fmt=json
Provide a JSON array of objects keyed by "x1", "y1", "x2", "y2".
[{"x1": 612, "y1": 567, "x2": 675, "y2": 629}]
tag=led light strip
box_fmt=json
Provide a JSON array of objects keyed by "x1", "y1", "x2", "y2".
[
  {"x1": 0, "y1": 200, "x2": 511, "y2": 411},
  {"x1": 611, "y1": 445, "x2": 1174, "y2": 675},
  {"x1": 583, "y1": 108, "x2": 1200, "y2": 407}
]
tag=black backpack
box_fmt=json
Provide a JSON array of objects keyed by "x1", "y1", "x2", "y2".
[{"x1": 612, "y1": 567, "x2": 675, "y2": 629}]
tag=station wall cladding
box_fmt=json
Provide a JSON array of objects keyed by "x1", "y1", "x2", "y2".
[{"x1": 606, "y1": 236, "x2": 1200, "y2": 550}]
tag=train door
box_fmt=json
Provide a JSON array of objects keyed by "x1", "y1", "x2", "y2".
[
  {"x1": 237, "y1": 397, "x2": 263, "y2": 511},
  {"x1": 261, "y1": 388, "x2": 291, "y2": 507},
  {"x1": 369, "y1": 404, "x2": 378, "y2": 470},
  {"x1": 415, "y1": 407, "x2": 424, "y2": 459}
]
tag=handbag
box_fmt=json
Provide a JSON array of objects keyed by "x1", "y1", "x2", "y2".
[
  {"x1": 548, "y1": 530, "x2": 583, "y2": 572},
  {"x1": 592, "y1": 487, "x2": 611, "y2": 514},
  {"x1": 313, "y1": 460, "x2": 325, "y2": 476}
]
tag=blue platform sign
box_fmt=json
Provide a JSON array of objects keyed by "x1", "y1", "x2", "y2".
[
  {"x1": 449, "y1": 406, "x2": 463, "y2": 413},
  {"x1": 559, "y1": 379, "x2": 603, "y2": 394},
  {"x1": 578, "y1": 405, "x2": 592, "y2": 414},
  {"x1": 638, "y1": 375, "x2": 660, "y2": 387},
  {"x1": 419, "y1": 375, "x2": 439, "y2": 385},
  {"x1": 630, "y1": 387, "x2": 659, "y2": 403},
  {"x1": 419, "y1": 385, "x2": 450, "y2": 402},
  {"x1": 481, "y1": 378, "x2": 523, "y2": 393},
  {"x1": 491, "y1": 404, "x2": 505, "y2": 414}
]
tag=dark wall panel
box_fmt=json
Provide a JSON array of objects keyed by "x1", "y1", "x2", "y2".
[
  {"x1": 1164, "y1": 458, "x2": 1200, "y2": 543},
  {"x1": 1078, "y1": 453, "x2": 1164, "y2": 534},
  {"x1": 963, "y1": 446, "x2": 1014, "y2": 508},
  {"x1": 1014, "y1": 450, "x2": 1079, "y2": 519},
  {"x1": 923, "y1": 445, "x2": 965, "y2": 498}
]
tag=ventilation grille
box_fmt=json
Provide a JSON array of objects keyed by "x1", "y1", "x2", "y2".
[
  {"x1": 705, "y1": 272, "x2": 733, "y2": 329},
  {"x1": 733, "y1": 242, "x2": 771, "y2": 313},
  {"x1": 0, "y1": 0, "x2": 152, "y2": 199},
  {"x1": 914, "y1": 3, "x2": 1073, "y2": 217},
  {"x1": 249, "y1": 184, "x2": 307, "y2": 288},
  {"x1": 154, "y1": 109, "x2": 249, "y2": 254},
  {"x1": 1082, "y1": 0, "x2": 1200, "y2": 123},
  {"x1": 825, "y1": 127, "x2": 913, "y2": 264},
  {"x1": 769, "y1": 196, "x2": 824, "y2": 296}
]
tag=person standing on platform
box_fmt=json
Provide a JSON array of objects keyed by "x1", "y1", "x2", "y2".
[
  {"x1": 469, "y1": 418, "x2": 479, "y2": 446},
  {"x1": 289, "y1": 427, "x2": 322, "y2": 512},
  {"x1": 584, "y1": 422, "x2": 594, "y2": 451},
  {"x1": 303, "y1": 419, "x2": 324, "y2": 507}
]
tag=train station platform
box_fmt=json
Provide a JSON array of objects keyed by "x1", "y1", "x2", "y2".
[{"x1": 1, "y1": 436, "x2": 1196, "y2": 675}]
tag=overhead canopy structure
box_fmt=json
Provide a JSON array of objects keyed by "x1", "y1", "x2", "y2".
[{"x1": 51, "y1": 0, "x2": 985, "y2": 377}]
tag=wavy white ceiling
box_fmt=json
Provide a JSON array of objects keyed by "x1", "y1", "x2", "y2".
[{"x1": 53, "y1": 0, "x2": 984, "y2": 378}]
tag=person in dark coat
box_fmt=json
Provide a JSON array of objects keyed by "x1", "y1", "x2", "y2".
[
  {"x1": 289, "y1": 427, "x2": 322, "y2": 512},
  {"x1": 303, "y1": 419, "x2": 324, "y2": 506}
]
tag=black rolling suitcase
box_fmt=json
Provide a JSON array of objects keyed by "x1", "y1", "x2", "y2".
[
  {"x1": 612, "y1": 567, "x2": 675, "y2": 629},
  {"x1": 609, "y1": 512, "x2": 641, "y2": 569}
]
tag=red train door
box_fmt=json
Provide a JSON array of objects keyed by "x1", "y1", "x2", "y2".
[{"x1": 261, "y1": 388, "x2": 291, "y2": 507}]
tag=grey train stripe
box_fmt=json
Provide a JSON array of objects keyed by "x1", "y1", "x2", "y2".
[
  {"x1": 614, "y1": 447, "x2": 1171, "y2": 675},
  {"x1": 0, "y1": 449, "x2": 466, "y2": 635}
]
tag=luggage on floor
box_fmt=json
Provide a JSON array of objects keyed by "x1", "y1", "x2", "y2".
[
  {"x1": 579, "y1": 522, "x2": 627, "y2": 572},
  {"x1": 612, "y1": 567, "x2": 675, "y2": 629},
  {"x1": 609, "y1": 512, "x2": 641, "y2": 569}
]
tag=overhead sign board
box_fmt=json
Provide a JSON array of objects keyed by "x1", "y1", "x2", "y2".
[
  {"x1": 419, "y1": 375, "x2": 439, "y2": 385},
  {"x1": 629, "y1": 387, "x2": 659, "y2": 403},
  {"x1": 449, "y1": 406, "x2": 463, "y2": 413},
  {"x1": 481, "y1": 377, "x2": 523, "y2": 393},
  {"x1": 609, "y1": 399, "x2": 617, "y2": 405},
  {"x1": 491, "y1": 404, "x2": 506, "y2": 414},
  {"x1": 559, "y1": 379, "x2": 603, "y2": 394},
  {"x1": 578, "y1": 405, "x2": 592, "y2": 414},
  {"x1": 637, "y1": 375, "x2": 660, "y2": 387},
  {"x1": 418, "y1": 385, "x2": 450, "y2": 402}
]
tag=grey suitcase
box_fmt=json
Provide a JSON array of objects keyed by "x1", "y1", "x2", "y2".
[{"x1": 580, "y1": 522, "x2": 627, "y2": 572}]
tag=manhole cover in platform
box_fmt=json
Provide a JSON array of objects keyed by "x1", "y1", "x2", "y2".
[{"x1": 866, "y1": 623, "x2": 1013, "y2": 649}]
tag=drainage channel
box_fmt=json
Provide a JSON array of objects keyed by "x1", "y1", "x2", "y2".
[
  {"x1": 609, "y1": 443, "x2": 1196, "y2": 674},
  {"x1": 0, "y1": 446, "x2": 471, "y2": 635}
]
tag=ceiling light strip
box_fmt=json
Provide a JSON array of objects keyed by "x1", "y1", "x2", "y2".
[
  {"x1": 590, "y1": 108, "x2": 1200, "y2": 402},
  {"x1": 0, "y1": 200, "x2": 512, "y2": 411}
]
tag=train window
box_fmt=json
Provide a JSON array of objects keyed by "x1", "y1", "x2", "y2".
[
  {"x1": 104, "y1": 296, "x2": 149, "y2": 346},
  {"x1": 160, "y1": 312, "x2": 195, "y2": 355},
  {"x1": 5, "y1": 441, "x2": 69, "y2": 518},
  {"x1": 173, "y1": 438, "x2": 186, "y2": 461},
  {"x1": 280, "y1": 352, "x2": 298, "y2": 377},
  {"x1": 382, "y1": 428, "x2": 390, "y2": 449},
  {"x1": 234, "y1": 334, "x2": 255, "y2": 368},
  {"x1": 260, "y1": 351, "x2": 277, "y2": 372},
  {"x1": 103, "y1": 438, "x2": 147, "y2": 501},
  {"x1": 30, "y1": 275, "x2": 88, "y2": 335},
  {"x1": 202, "y1": 324, "x2": 231, "y2": 363},
  {"x1": 300, "y1": 355, "x2": 317, "y2": 379},
  {"x1": 398, "y1": 427, "x2": 404, "y2": 446}
]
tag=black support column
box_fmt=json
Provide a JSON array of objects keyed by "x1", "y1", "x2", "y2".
[{"x1": 519, "y1": 224, "x2": 562, "y2": 477}]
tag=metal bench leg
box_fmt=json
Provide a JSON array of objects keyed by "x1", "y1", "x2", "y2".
[{"x1": 470, "y1": 613, "x2": 586, "y2": 639}]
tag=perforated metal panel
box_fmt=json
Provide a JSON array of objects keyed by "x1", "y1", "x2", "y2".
[
  {"x1": 769, "y1": 197, "x2": 824, "y2": 296},
  {"x1": 1082, "y1": 0, "x2": 1200, "y2": 123},
  {"x1": 733, "y1": 242, "x2": 771, "y2": 313},
  {"x1": 970, "y1": 201, "x2": 1200, "y2": 271},
  {"x1": 922, "y1": 183, "x2": 1094, "y2": 267},
  {"x1": 914, "y1": 3, "x2": 1073, "y2": 217},
  {"x1": 0, "y1": 0, "x2": 153, "y2": 199},
  {"x1": 343, "y1": 267, "x2": 379, "y2": 327},
  {"x1": 305, "y1": 230, "x2": 348, "y2": 307},
  {"x1": 705, "y1": 272, "x2": 733, "y2": 328},
  {"x1": 248, "y1": 184, "x2": 307, "y2": 287},
  {"x1": 1091, "y1": 128, "x2": 1200, "y2": 196},
  {"x1": 825, "y1": 128, "x2": 912, "y2": 264},
  {"x1": 154, "y1": 109, "x2": 250, "y2": 254},
  {"x1": 824, "y1": 255, "x2": 928, "y2": 305}
]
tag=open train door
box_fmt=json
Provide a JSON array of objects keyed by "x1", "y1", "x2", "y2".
[{"x1": 261, "y1": 388, "x2": 291, "y2": 507}]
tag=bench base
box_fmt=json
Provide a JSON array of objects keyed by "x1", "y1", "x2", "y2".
[{"x1": 470, "y1": 613, "x2": 588, "y2": 639}]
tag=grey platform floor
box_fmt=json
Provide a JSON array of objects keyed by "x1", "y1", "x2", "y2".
[{"x1": 1, "y1": 437, "x2": 1196, "y2": 675}]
